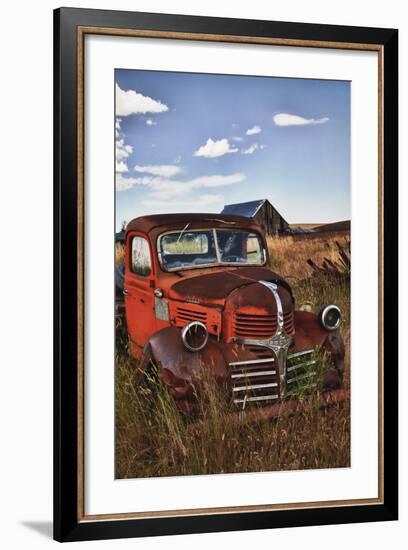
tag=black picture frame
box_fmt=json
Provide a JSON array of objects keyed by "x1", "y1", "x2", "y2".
[{"x1": 54, "y1": 7, "x2": 398, "y2": 542}]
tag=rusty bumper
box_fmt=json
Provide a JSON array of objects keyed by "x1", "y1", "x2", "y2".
[{"x1": 235, "y1": 388, "x2": 349, "y2": 424}]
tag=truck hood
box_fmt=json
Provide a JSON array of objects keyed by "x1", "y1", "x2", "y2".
[{"x1": 168, "y1": 266, "x2": 293, "y2": 306}]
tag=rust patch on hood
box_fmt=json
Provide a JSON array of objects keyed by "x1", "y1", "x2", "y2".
[
  {"x1": 225, "y1": 281, "x2": 293, "y2": 316},
  {"x1": 168, "y1": 266, "x2": 293, "y2": 305}
]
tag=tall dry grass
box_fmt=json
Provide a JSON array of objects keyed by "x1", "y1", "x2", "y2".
[
  {"x1": 115, "y1": 242, "x2": 125, "y2": 267},
  {"x1": 115, "y1": 232, "x2": 350, "y2": 479},
  {"x1": 267, "y1": 233, "x2": 350, "y2": 280}
]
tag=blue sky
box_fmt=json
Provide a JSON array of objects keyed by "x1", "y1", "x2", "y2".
[{"x1": 115, "y1": 69, "x2": 350, "y2": 231}]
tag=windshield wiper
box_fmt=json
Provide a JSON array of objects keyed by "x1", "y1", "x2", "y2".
[{"x1": 176, "y1": 223, "x2": 190, "y2": 243}]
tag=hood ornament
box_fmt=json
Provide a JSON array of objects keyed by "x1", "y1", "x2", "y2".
[{"x1": 236, "y1": 280, "x2": 292, "y2": 398}]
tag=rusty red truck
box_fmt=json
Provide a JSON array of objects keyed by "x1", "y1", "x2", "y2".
[{"x1": 116, "y1": 213, "x2": 345, "y2": 415}]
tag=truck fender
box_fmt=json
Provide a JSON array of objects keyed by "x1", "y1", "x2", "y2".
[
  {"x1": 294, "y1": 310, "x2": 345, "y2": 389},
  {"x1": 142, "y1": 326, "x2": 229, "y2": 413}
]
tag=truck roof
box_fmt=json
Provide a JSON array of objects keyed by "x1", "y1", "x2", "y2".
[{"x1": 126, "y1": 213, "x2": 263, "y2": 235}]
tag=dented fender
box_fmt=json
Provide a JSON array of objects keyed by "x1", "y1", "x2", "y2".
[
  {"x1": 294, "y1": 310, "x2": 345, "y2": 388},
  {"x1": 142, "y1": 326, "x2": 229, "y2": 414}
]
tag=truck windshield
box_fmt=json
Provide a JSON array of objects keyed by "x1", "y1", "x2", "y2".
[{"x1": 159, "y1": 229, "x2": 265, "y2": 271}]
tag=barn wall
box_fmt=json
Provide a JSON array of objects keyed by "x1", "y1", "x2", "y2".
[{"x1": 254, "y1": 202, "x2": 289, "y2": 236}]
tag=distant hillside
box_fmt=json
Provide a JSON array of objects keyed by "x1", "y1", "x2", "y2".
[
  {"x1": 289, "y1": 223, "x2": 322, "y2": 229},
  {"x1": 289, "y1": 220, "x2": 350, "y2": 233},
  {"x1": 314, "y1": 220, "x2": 350, "y2": 233}
]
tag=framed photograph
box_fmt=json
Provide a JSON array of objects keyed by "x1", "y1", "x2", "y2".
[{"x1": 54, "y1": 7, "x2": 398, "y2": 542}]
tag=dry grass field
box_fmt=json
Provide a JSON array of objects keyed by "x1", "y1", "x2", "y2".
[{"x1": 115, "y1": 232, "x2": 350, "y2": 479}]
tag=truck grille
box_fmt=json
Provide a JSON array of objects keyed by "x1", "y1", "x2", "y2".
[
  {"x1": 230, "y1": 348, "x2": 317, "y2": 407},
  {"x1": 233, "y1": 311, "x2": 294, "y2": 338},
  {"x1": 286, "y1": 349, "x2": 318, "y2": 395},
  {"x1": 229, "y1": 348, "x2": 279, "y2": 406},
  {"x1": 174, "y1": 306, "x2": 207, "y2": 327},
  {"x1": 283, "y1": 311, "x2": 295, "y2": 335}
]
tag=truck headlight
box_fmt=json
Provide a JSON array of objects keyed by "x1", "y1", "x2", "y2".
[
  {"x1": 181, "y1": 321, "x2": 208, "y2": 352},
  {"x1": 319, "y1": 305, "x2": 341, "y2": 331}
]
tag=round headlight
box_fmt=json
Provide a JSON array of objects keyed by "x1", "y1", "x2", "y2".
[
  {"x1": 181, "y1": 321, "x2": 208, "y2": 352},
  {"x1": 319, "y1": 305, "x2": 341, "y2": 331}
]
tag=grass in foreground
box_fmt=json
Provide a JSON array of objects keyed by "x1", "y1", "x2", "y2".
[{"x1": 115, "y1": 232, "x2": 350, "y2": 479}]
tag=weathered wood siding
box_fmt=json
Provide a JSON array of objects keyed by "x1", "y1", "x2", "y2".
[{"x1": 254, "y1": 201, "x2": 289, "y2": 236}]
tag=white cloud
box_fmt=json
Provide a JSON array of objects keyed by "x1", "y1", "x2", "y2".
[
  {"x1": 134, "y1": 165, "x2": 182, "y2": 178},
  {"x1": 194, "y1": 138, "x2": 238, "y2": 158},
  {"x1": 246, "y1": 125, "x2": 262, "y2": 135},
  {"x1": 116, "y1": 172, "x2": 246, "y2": 197},
  {"x1": 115, "y1": 118, "x2": 121, "y2": 138},
  {"x1": 115, "y1": 118, "x2": 133, "y2": 174},
  {"x1": 242, "y1": 143, "x2": 259, "y2": 155},
  {"x1": 145, "y1": 119, "x2": 157, "y2": 126},
  {"x1": 143, "y1": 193, "x2": 223, "y2": 211},
  {"x1": 116, "y1": 83, "x2": 168, "y2": 116},
  {"x1": 241, "y1": 143, "x2": 266, "y2": 155},
  {"x1": 231, "y1": 136, "x2": 244, "y2": 142},
  {"x1": 185, "y1": 173, "x2": 245, "y2": 191},
  {"x1": 116, "y1": 138, "x2": 133, "y2": 162},
  {"x1": 116, "y1": 161, "x2": 129, "y2": 173},
  {"x1": 116, "y1": 173, "x2": 139, "y2": 192},
  {"x1": 273, "y1": 113, "x2": 330, "y2": 126}
]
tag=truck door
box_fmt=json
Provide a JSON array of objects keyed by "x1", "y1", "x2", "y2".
[{"x1": 124, "y1": 233, "x2": 155, "y2": 352}]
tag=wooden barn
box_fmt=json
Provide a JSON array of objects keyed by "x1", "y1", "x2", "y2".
[
  {"x1": 221, "y1": 199, "x2": 289, "y2": 237},
  {"x1": 115, "y1": 222, "x2": 126, "y2": 263},
  {"x1": 115, "y1": 221, "x2": 127, "y2": 245}
]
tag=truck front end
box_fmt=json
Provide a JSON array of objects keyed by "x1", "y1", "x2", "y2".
[{"x1": 144, "y1": 220, "x2": 345, "y2": 415}]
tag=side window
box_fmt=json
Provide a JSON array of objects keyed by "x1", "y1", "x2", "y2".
[
  {"x1": 245, "y1": 233, "x2": 263, "y2": 263},
  {"x1": 131, "y1": 236, "x2": 152, "y2": 277}
]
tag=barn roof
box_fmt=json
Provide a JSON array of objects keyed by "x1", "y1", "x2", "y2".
[
  {"x1": 115, "y1": 230, "x2": 126, "y2": 242},
  {"x1": 221, "y1": 199, "x2": 266, "y2": 217}
]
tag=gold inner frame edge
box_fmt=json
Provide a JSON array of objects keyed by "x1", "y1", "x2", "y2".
[{"x1": 76, "y1": 26, "x2": 384, "y2": 522}]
